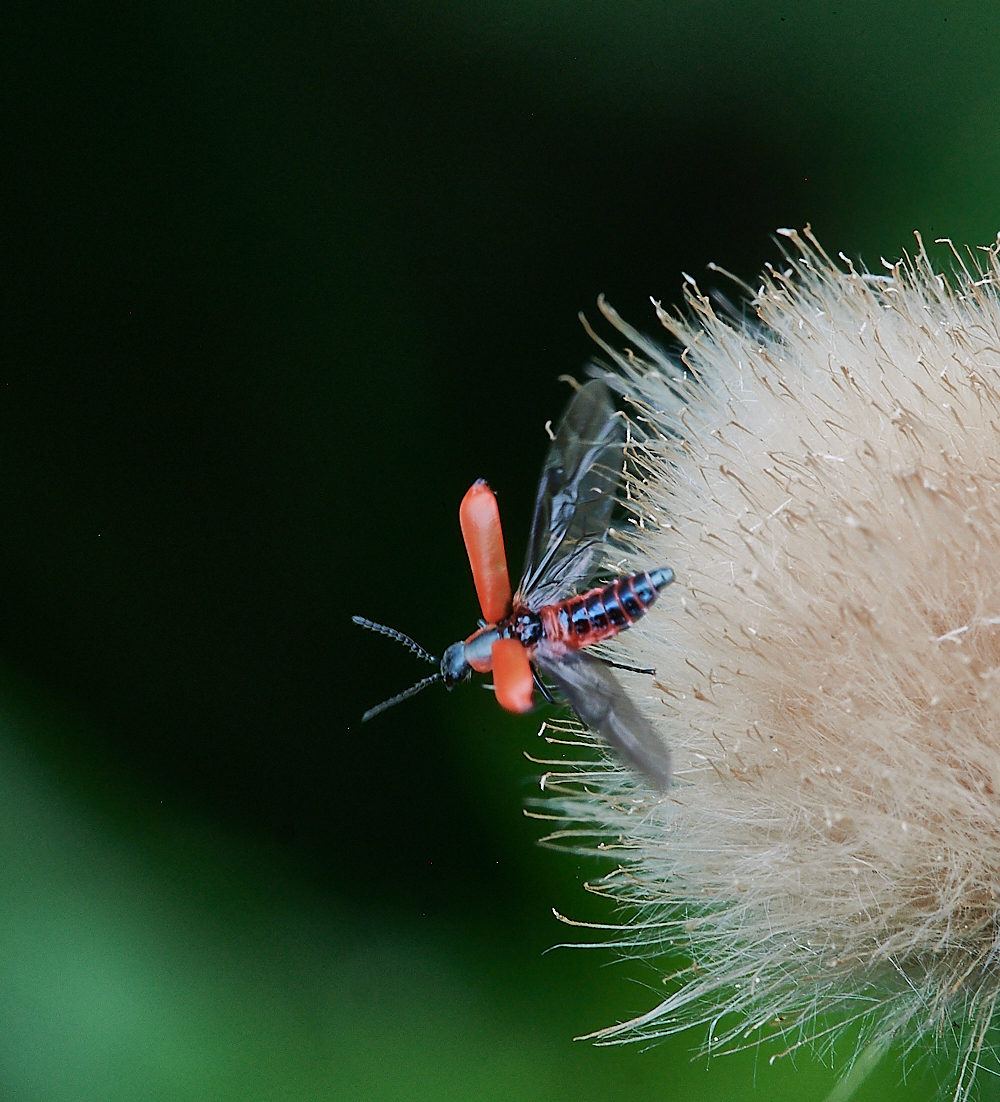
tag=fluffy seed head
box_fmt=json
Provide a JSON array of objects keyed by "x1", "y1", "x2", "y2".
[{"x1": 538, "y1": 228, "x2": 1000, "y2": 1100}]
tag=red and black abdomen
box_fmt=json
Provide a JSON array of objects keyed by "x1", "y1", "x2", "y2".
[{"x1": 538, "y1": 567, "x2": 674, "y2": 651}]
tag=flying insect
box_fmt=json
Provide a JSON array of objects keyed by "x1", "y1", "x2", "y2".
[{"x1": 354, "y1": 379, "x2": 674, "y2": 789}]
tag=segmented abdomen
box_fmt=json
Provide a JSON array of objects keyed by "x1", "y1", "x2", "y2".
[{"x1": 538, "y1": 567, "x2": 673, "y2": 651}]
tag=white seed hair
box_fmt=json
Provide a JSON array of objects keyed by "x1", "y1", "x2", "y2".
[{"x1": 535, "y1": 227, "x2": 1000, "y2": 1101}]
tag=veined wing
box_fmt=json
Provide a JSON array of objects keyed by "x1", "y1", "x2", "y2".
[
  {"x1": 533, "y1": 649, "x2": 671, "y2": 790},
  {"x1": 516, "y1": 379, "x2": 626, "y2": 610}
]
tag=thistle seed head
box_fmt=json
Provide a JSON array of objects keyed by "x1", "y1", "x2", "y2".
[{"x1": 539, "y1": 228, "x2": 1000, "y2": 1100}]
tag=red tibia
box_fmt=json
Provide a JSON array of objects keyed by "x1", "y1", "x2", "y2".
[
  {"x1": 491, "y1": 638, "x2": 534, "y2": 714},
  {"x1": 459, "y1": 479, "x2": 513, "y2": 624}
]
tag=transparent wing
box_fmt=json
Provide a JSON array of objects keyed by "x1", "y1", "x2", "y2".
[
  {"x1": 533, "y1": 649, "x2": 671, "y2": 790},
  {"x1": 516, "y1": 379, "x2": 626, "y2": 610}
]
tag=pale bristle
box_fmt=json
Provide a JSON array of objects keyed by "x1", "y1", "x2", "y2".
[{"x1": 537, "y1": 229, "x2": 1000, "y2": 1100}]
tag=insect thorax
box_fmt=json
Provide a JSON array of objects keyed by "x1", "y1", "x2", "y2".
[{"x1": 500, "y1": 609, "x2": 543, "y2": 648}]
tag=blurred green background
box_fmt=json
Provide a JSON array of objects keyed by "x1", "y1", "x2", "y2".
[{"x1": 3, "y1": 1, "x2": 999, "y2": 1099}]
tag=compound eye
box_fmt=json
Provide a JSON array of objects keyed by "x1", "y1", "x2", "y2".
[{"x1": 441, "y1": 642, "x2": 472, "y2": 688}]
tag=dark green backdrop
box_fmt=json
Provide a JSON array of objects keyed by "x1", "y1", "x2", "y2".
[{"x1": 2, "y1": 2, "x2": 997, "y2": 1099}]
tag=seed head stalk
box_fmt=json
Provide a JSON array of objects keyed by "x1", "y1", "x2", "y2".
[{"x1": 534, "y1": 228, "x2": 1000, "y2": 1101}]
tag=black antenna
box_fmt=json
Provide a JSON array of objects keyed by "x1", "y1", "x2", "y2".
[
  {"x1": 362, "y1": 672, "x2": 443, "y2": 721},
  {"x1": 352, "y1": 616, "x2": 438, "y2": 664},
  {"x1": 353, "y1": 615, "x2": 444, "y2": 721}
]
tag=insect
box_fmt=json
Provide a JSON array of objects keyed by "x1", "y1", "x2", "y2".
[{"x1": 354, "y1": 379, "x2": 674, "y2": 789}]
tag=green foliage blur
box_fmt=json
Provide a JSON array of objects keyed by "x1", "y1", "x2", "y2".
[{"x1": 2, "y1": 2, "x2": 998, "y2": 1098}]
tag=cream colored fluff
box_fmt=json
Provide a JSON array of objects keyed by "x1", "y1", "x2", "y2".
[{"x1": 535, "y1": 228, "x2": 1000, "y2": 1100}]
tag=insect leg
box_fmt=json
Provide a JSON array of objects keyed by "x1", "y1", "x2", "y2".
[
  {"x1": 598, "y1": 658, "x2": 656, "y2": 676},
  {"x1": 533, "y1": 671, "x2": 555, "y2": 704}
]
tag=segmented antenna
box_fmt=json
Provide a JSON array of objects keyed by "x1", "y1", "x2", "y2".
[
  {"x1": 353, "y1": 615, "x2": 445, "y2": 721},
  {"x1": 351, "y1": 616, "x2": 439, "y2": 664},
  {"x1": 362, "y1": 672, "x2": 443, "y2": 722}
]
